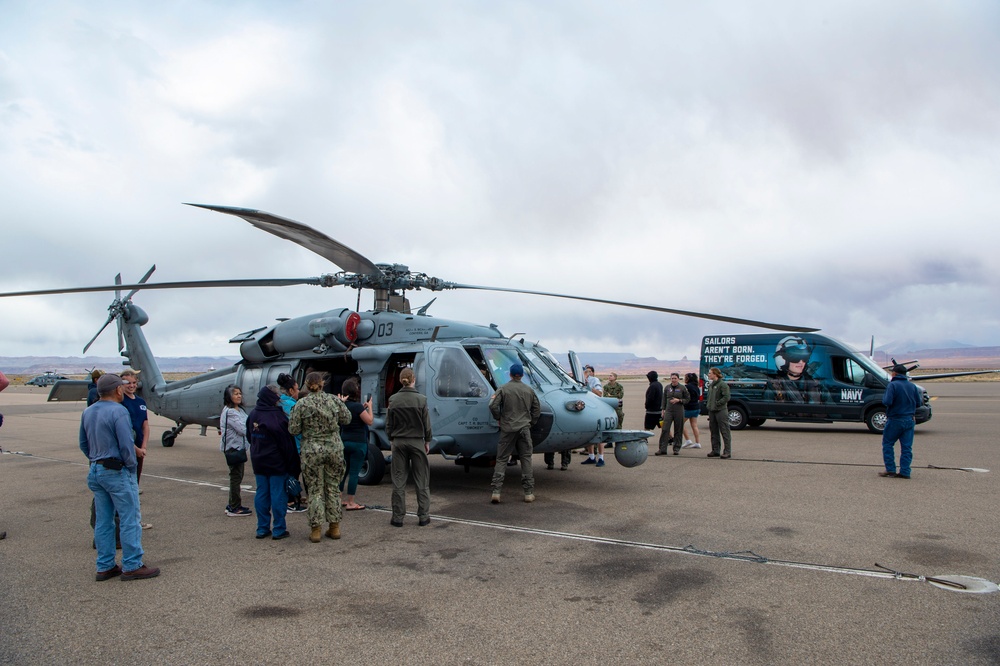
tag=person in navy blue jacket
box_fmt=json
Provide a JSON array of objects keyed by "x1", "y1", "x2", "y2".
[
  {"x1": 879, "y1": 364, "x2": 922, "y2": 480},
  {"x1": 247, "y1": 386, "x2": 301, "y2": 540}
]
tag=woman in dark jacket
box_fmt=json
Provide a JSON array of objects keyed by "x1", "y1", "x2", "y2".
[
  {"x1": 338, "y1": 377, "x2": 373, "y2": 511},
  {"x1": 247, "y1": 385, "x2": 301, "y2": 540},
  {"x1": 682, "y1": 372, "x2": 702, "y2": 449}
]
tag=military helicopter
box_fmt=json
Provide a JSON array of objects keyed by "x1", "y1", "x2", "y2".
[{"x1": 1, "y1": 204, "x2": 818, "y2": 485}]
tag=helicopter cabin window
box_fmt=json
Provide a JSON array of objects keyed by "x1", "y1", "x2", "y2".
[
  {"x1": 238, "y1": 367, "x2": 263, "y2": 404},
  {"x1": 431, "y1": 347, "x2": 491, "y2": 398}
]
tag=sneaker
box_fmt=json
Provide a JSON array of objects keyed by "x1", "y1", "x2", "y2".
[
  {"x1": 691, "y1": 442, "x2": 702, "y2": 449},
  {"x1": 546, "y1": 463, "x2": 555, "y2": 470},
  {"x1": 287, "y1": 503, "x2": 307, "y2": 513},
  {"x1": 96, "y1": 565, "x2": 122, "y2": 582},
  {"x1": 524, "y1": 494, "x2": 535, "y2": 503},
  {"x1": 682, "y1": 440, "x2": 695, "y2": 449},
  {"x1": 581, "y1": 457, "x2": 596, "y2": 465},
  {"x1": 596, "y1": 458, "x2": 605, "y2": 467},
  {"x1": 121, "y1": 564, "x2": 160, "y2": 581},
  {"x1": 491, "y1": 492, "x2": 501, "y2": 504},
  {"x1": 271, "y1": 531, "x2": 290, "y2": 540},
  {"x1": 226, "y1": 506, "x2": 252, "y2": 517},
  {"x1": 560, "y1": 465, "x2": 569, "y2": 471},
  {"x1": 140, "y1": 522, "x2": 153, "y2": 530},
  {"x1": 255, "y1": 530, "x2": 272, "y2": 539}
]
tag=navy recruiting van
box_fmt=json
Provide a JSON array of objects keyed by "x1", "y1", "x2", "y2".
[{"x1": 699, "y1": 333, "x2": 932, "y2": 433}]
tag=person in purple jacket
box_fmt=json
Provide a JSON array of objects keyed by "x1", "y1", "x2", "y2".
[{"x1": 247, "y1": 385, "x2": 301, "y2": 540}]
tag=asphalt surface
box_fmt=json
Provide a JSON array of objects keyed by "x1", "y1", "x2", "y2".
[{"x1": 1, "y1": 380, "x2": 998, "y2": 665}]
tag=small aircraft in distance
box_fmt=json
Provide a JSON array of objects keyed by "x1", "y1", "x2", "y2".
[
  {"x1": 2, "y1": 204, "x2": 817, "y2": 485},
  {"x1": 881, "y1": 358, "x2": 999, "y2": 381},
  {"x1": 25, "y1": 371, "x2": 68, "y2": 387}
]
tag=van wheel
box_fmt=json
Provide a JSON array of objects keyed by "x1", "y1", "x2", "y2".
[
  {"x1": 728, "y1": 405, "x2": 748, "y2": 430},
  {"x1": 748, "y1": 418, "x2": 766, "y2": 428},
  {"x1": 358, "y1": 440, "x2": 386, "y2": 485},
  {"x1": 865, "y1": 408, "x2": 887, "y2": 434}
]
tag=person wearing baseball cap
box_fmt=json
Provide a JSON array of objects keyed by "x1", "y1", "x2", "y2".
[
  {"x1": 80, "y1": 373, "x2": 160, "y2": 581},
  {"x1": 879, "y1": 363, "x2": 922, "y2": 479},
  {"x1": 488, "y1": 362, "x2": 541, "y2": 503}
]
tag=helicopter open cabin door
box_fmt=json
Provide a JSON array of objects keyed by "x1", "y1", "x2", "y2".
[{"x1": 424, "y1": 342, "x2": 498, "y2": 456}]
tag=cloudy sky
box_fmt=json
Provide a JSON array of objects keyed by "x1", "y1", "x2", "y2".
[{"x1": 2, "y1": 1, "x2": 998, "y2": 362}]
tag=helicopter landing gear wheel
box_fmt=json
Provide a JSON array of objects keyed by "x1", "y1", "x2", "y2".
[
  {"x1": 162, "y1": 423, "x2": 185, "y2": 447},
  {"x1": 358, "y1": 440, "x2": 386, "y2": 486}
]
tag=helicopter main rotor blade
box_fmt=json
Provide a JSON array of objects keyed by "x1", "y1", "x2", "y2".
[
  {"x1": 186, "y1": 204, "x2": 383, "y2": 277},
  {"x1": 0, "y1": 277, "x2": 329, "y2": 299},
  {"x1": 449, "y1": 284, "x2": 819, "y2": 332}
]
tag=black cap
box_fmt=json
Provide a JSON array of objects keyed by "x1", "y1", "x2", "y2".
[
  {"x1": 647, "y1": 371, "x2": 658, "y2": 381},
  {"x1": 891, "y1": 364, "x2": 908, "y2": 375}
]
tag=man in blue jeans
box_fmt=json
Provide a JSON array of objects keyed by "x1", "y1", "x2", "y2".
[
  {"x1": 879, "y1": 364, "x2": 922, "y2": 480},
  {"x1": 80, "y1": 373, "x2": 160, "y2": 581}
]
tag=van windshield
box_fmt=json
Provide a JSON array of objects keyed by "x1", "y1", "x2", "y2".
[{"x1": 853, "y1": 353, "x2": 891, "y2": 381}]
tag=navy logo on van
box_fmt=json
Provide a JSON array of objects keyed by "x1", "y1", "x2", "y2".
[{"x1": 840, "y1": 389, "x2": 864, "y2": 402}]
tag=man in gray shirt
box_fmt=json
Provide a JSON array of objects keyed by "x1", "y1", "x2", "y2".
[{"x1": 80, "y1": 373, "x2": 160, "y2": 581}]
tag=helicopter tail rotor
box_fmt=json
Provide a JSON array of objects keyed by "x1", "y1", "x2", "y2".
[{"x1": 81, "y1": 266, "x2": 156, "y2": 355}]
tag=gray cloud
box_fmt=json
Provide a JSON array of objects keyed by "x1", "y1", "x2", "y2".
[{"x1": 1, "y1": 1, "x2": 998, "y2": 359}]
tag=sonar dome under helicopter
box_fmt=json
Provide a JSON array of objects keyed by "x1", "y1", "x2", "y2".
[{"x1": 0, "y1": 204, "x2": 817, "y2": 485}]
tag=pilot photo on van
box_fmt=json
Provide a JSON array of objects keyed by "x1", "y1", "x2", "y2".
[{"x1": 763, "y1": 336, "x2": 831, "y2": 405}]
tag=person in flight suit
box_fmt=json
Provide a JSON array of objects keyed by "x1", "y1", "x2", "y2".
[
  {"x1": 489, "y1": 363, "x2": 541, "y2": 504},
  {"x1": 656, "y1": 373, "x2": 690, "y2": 455},
  {"x1": 385, "y1": 368, "x2": 433, "y2": 527}
]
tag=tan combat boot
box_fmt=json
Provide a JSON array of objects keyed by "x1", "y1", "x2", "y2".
[
  {"x1": 327, "y1": 522, "x2": 341, "y2": 539},
  {"x1": 310, "y1": 525, "x2": 322, "y2": 543}
]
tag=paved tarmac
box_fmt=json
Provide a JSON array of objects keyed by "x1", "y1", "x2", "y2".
[{"x1": 1, "y1": 380, "x2": 998, "y2": 665}]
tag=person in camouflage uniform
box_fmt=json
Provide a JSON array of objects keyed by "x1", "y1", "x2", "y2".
[
  {"x1": 604, "y1": 372, "x2": 625, "y2": 427},
  {"x1": 288, "y1": 371, "x2": 352, "y2": 543}
]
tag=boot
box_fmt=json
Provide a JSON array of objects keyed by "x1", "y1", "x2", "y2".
[
  {"x1": 326, "y1": 522, "x2": 341, "y2": 540},
  {"x1": 310, "y1": 525, "x2": 322, "y2": 543}
]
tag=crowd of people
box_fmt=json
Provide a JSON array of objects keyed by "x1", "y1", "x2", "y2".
[{"x1": 0, "y1": 359, "x2": 922, "y2": 582}]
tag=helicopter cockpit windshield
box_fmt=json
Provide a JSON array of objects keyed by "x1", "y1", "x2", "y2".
[{"x1": 476, "y1": 346, "x2": 568, "y2": 389}]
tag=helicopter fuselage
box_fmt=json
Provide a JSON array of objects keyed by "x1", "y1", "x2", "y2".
[{"x1": 123, "y1": 305, "x2": 650, "y2": 483}]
